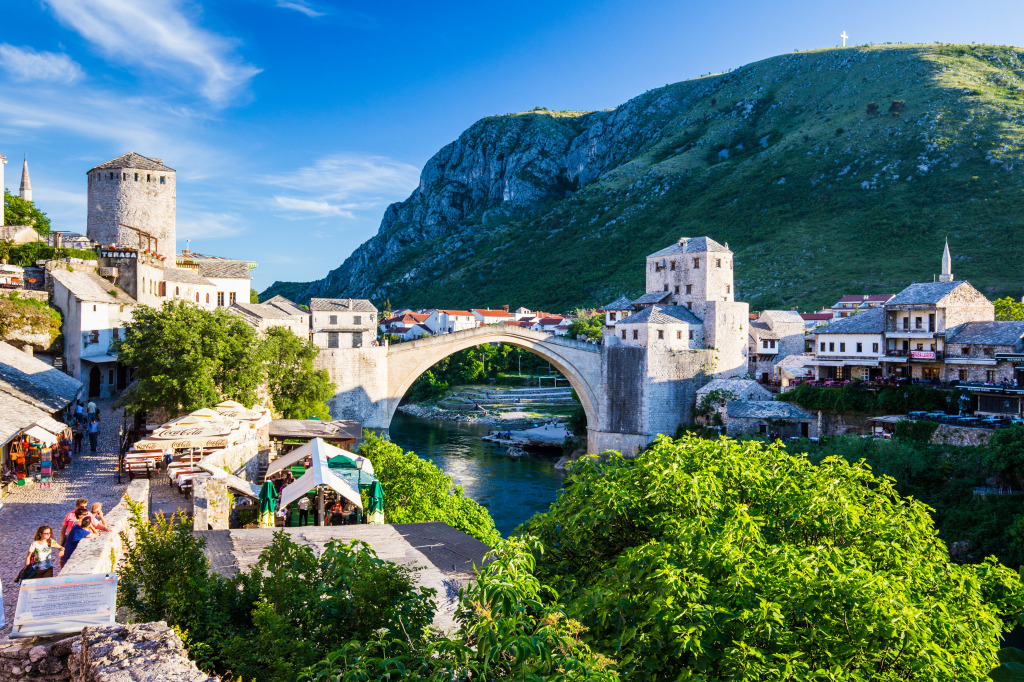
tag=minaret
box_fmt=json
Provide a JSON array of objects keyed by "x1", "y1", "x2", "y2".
[
  {"x1": 19, "y1": 153, "x2": 31, "y2": 202},
  {"x1": 938, "y1": 239, "x2": 954, "y2": 283}
]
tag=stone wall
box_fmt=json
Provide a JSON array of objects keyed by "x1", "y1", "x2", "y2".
[
  {"x1": 930, "y1": 423, "x2": 993, "y2": 446},
  {"x1": 315, "y1": 345, "x2": 390, "y2": 428},
  {"x1": 61, "y1": 479, "x2": 149, "y2": 575},
  {"x1": 0, "y1": 622, "x2": 218, "y2": 682},
  {"x1": 87, "y1": 167, "x2": 176, "y2": 261}
]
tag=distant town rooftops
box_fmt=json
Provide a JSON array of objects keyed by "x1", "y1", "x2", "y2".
[
  {"x1": 618, "y1": 304, "x2": 702, "y2": 326},
  {"x1": 438, "y1": 310, "x2": 473, "y2": 316},
  {"x1": 602, "y1": 296, "x2": 634, "y2": 311},
  {"x1": 48, "y1": 268, "x2": 136, "y2": 304},
  {"x1": 310, "y1": 298, "x2": 377, "y2": 313},
  {"x1": 646, "y1": 236, "x2": 729, "y2": 259},
  {"x1": 90, "y1": 152, "x2": 175, "y2": 173},
  {"x1": 801, "y1": 312, "x2": 834, "y2": 321},
  {"x1": 814, "y1": 307, "x2": 885, "y2": 335},
  {"x1": 473, "y1": 309, "x2": 513, "y2": 317}
]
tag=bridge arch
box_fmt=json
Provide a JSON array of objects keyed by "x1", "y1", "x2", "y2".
[{"x1": 385, "y1": 325, "x2": 603, "y2": 432}]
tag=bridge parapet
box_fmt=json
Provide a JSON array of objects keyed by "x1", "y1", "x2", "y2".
[{"x1": 387, "y1": 324, "x2": 600, "y2": 355}]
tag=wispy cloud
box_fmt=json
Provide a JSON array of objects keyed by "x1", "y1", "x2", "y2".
[
  {"x1": 43, "y1": 0, "x2": 261, "y2": 104},
  {"x1": 276, "y1": 0, "x2": 325, "y2": 18},
  {"x1": 177, "y1": 211, "x2": 246, "y2": 240},
  {"x1": 0, "y1": 45, "x2": 83, "y2": 83},
  {"x1": 266, "y1": 154, "x2": 419, "y2": 219}
]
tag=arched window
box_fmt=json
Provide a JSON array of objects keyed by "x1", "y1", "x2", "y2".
[
  {"x1": 205, "y1": 293, "x2": 210, "y2": 304},
  {"x1": 175, "y1": 287, "x2": 180, "y2": 296},
  {"x1": 195, "y1": 293, "x2": 199, "y2": 303}
]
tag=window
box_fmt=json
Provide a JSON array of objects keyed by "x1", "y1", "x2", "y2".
[
  {"x1": 621, "y1": 330, "x2": 626, "y2": 339},
  {"x1": 328, "y1": 332, "x2": 339, "y2": 348},
  {"x1": 609, "y1": 312, "x2": 616, "y2": 321},
  {"x1": 353, "y1": 315, "x2": 361, "y2": 325},
  {"x1": 962, "y1": 346, "x2": 970, "y2": 355},
  {"x1": 160, "y1": 176, "x2": 165, "y2": 184},
  {"x1": 692, "y1": 258, "x2": 700, "y2": 269},
  {"x1": 872, "y1": 343, "x2": 879, "y2": 352},
  {"x1": 205, "y1": 293, "x2": 210, "y2": 304},
  {"x1": 856, "y1": 342, "x2": 862, "y2": 353},
  {"x1": 987, "y1": 370, "x2": 997, "y2": 383},
  {"x1": 196, "y1": 293, "x2": 199, "y2": 302},
  {"x1": 685, "y1": 284, "x2": 692, "y2": 294},
  {"x1": 916, "y1": 343, "x2": 924, "y2": 351},
  {"x1": 146, "y1": 174, "x2": 151, "y2": 182},
  {"x1": 674, "y1": 285, "x2": 680, "y2": 294},
  {"x1": 676, "y1": 330, "x2": 682, "y2": 340},
  {"x1": 217, "y1": 292, "x2": 225, "y2": 307},
  {"x1": 763, "y1": 339, "x2": 769, "y2": 349},
  {"x1": 121, "y1": 173, "x2": 126, "y2": 180},
  {"x1": 726, "y1": 284, "x2": 731, "y2": 294},
  {"x1": 820, "y1": 342, "x2": 825, "y2": 351},
  {"x1": 929, "y1": 313, "x2": 936, "y2": 332},
  {"x1": 686, "y1": 302, "x2": 692, "y2": 309},
  {"x1": 670, "y1": 261, "x2": 676, "y2": 271},
  {"x1": 840, "y1": 343, "x2": 846, "y2": 352},
  {"x1": 229, "y1": 292, "x2": 236, "y2": 305},
  {"x1": 984, "y1": 347, "x2": 994, "y2": 357},
  {"x1": 109, "y1": 172, "x2": 113, "y2": 180},
  {"x1": 923, "y1": 368, "x2": 941, "y2": 381},
  {"x1": 632, "y1": 330, "x2": 638, "y2": 340},
  {"x1": 158, "y1": 281, "x2": 166, "y2": 297},
  {"x1": 959, "y1": 369, "x2": 969, "y2": 381},
  {"x1": 134, "y1": 172, "x2": 139, "y2": 181},
  {"x1": 829, "y1": 342, "x2": 835, "y2": 352},
  {"x1": 664, "y1": 284, "x2": 669, "y2": 291},
  {"x1": 902, "y1": 317, "x2": 909, "y2": 330},
  {"x1": 92, "y1": 304, "x2": 97, "y2": 312},
  {"x1": 915, "y1": 316, "x2": 923, "y2": 329},
  {"x1": 89, "y1": 330, "x2": 99, "y2": 344},
  {"x1": 108, "y1": 369, "x2": 114, "y2": 384},
  {"x1": 329, "y1": 315, "x2": 338, "y2": 325},
  {"x1": 770, "y1": 340, "x2": 776, "y2": 348},
  {"x1": 716, "y1": 259, "x2": 722, "y2": 268},
  {"x1": 174, "y1": 286, "x2": 179, "y2": 296},
  {"x1": 688, "y1": 330, "x2": 694, "y2": 340},
  {"x1": 658, "y1": 330, "x2": 664, "y2": 340},
  {"x1": 113, "y1": 328, "x2": 120, "y2": 339}
]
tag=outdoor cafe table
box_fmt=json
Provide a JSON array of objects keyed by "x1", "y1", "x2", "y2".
[{"x1": 908, "y1": 411, "x2": 928, "y2": 418}]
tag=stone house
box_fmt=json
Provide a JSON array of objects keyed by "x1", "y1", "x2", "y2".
[
  {"x1": 601, "y1": 296, "x2": 634, "y2": 328},
  {"x1": 695, "y1": 378, "x2": 772, "y2": 423},
  {"x1": 810, "y1": 307, "x2": 885, "y2": 381},
  {"x1": 47, "y1": 267, "x2": 136, "y2": 397},
  {"x1": 943, "y1": 321, "x2": 1024, "y2": 385},
  {"x1": 230, "y1": 296, "x2": 310, "y2": 337},
  {"x1": 747, "y1": 310, "x2": 806, "y2": 383},
  {"x1": 612, "y1": 304, "x2": 704, "y2": 350},
  {"x1": 831, "y1": 294, "x2": 894, "y2": 317},
  {"x1": 725, "y1": 400, "x2": 818, "y2": 439},
  {"x1": 197, "y1": 261, "x2": 252, "y2": 308},
  {"x1": 311, "y1": 298, "x2": 378, "y2": 349}
]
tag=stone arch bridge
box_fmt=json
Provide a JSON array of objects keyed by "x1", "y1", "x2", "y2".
[{"x1": 314, "y1": 324, "x2": 708, "y2": 455}]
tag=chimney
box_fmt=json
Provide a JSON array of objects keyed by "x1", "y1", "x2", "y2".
[
  {"x1": 790, "y1": 306, "x2": 796, "y2": 310},
  {"x1": 502, "y1": 304, "x2": 509, "y2": 312}
]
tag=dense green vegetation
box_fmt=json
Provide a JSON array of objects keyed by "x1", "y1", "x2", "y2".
[
  {"x1": 2, "y1": 240, "x2": 96, "y2": 266},
  {"x1": 779, "y1": 381, "x2": 956, "y2": 414},
  {"x1": 266, "y1": 45, "x2": 1024, "y2": 313},
  {"x1": 357, "y1": 432, "x2": 500, "y2": 545},
  {"x1": 3, "y1": 189, "x2": 50, "y2": 235},
  {"x1": 404, "y1": 344, "x2": 563, "y2": 403},
  {"x1": 995, "y1": 296, "x2": 1024, "y2": 321},
  {"x1": 115, "y1": 301, "x2": 334, "y2": 418}
]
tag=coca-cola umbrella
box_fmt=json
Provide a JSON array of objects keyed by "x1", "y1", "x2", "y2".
[{"x1": 132, "y1": 415, "x2": 244, "y2": 451}]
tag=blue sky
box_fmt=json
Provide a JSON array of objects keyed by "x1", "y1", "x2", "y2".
[{"x1": 2, "y1": 0, "x2": 1022, "y2": 291}]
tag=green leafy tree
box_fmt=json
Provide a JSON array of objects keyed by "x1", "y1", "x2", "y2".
[
  {"x1": 250, "y1": 288, "x2": 259, "y2": 303},
  {"x1": 115, "y1": 300, "x2": 264, "y2": 415},
  {"x1": 521, "y1": 435, "x2": 1024, "y2": 681},
  {"x1": 567, "y1": 311, "x2": 603, "y2": 341},
  {"x1": 263, "y1": 326, "x2": 335, "y2": 419},
  {"x1": 995, "y1": 297, "x2": 1024, "y2": 321},
  {"x1": 3, "y1": 189, "x2": 51, "y2": 235},
  {"x1": 358, "y1": 431, "x2": 500, "y2": 545},
  {"x1": 986, "y1": 424, "x2": 1024, "y2": 486}
]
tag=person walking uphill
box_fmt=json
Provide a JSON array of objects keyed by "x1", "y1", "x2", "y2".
[
  {"x1": 87, "y1": 418, "x2": 99, "y2": 452},
  {"x1": 24, "y1": 526, "x2": 63, "y2": 579},
  {"x1": 72, "y1": 420, "x2": 84, "y2": 454}
]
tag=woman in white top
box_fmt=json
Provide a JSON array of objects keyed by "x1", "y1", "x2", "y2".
[{"x1": 25, "y1": 525, "x2": 63, "y2": 579}]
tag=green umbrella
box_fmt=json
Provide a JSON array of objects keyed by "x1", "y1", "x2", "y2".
[
  {"x1": 366, "y1": 480, "x2": 385, "y2": 524},
  {"x1": 258, "y1": 480, "x2": 277, "y2": 528}
]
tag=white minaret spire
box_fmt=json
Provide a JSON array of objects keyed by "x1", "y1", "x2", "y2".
[
  {"x1": 19, "y1": 153, "x2": 31, "y2": 202},
  {"x1": 939, "y1": 238, "x2": 953, "y2": 282}
]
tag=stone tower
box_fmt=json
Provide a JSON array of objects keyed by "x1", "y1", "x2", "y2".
[
  {"x1": 939, "y1": 239, "x2": 953, "y2": 283},
  {"x1": 87, "y1": 152, "x2": 176, "y2": 260},
  {"x1": 19, "y1": 153, "x2": 31, "y2": 202}
]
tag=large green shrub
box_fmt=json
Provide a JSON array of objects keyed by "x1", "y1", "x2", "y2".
[
  {"x1": 520, "y1": 435, "x2": 1024, "y2": 681},
  {"x1": 780, "y1": 382, "x2": 950, "y2": 414}
]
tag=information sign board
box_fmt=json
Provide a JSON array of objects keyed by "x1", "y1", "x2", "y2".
[{"x1": 10, "y1": 572, "x2": 117, "y2": 638}]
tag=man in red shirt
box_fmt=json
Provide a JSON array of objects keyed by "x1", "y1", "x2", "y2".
[{"x1": 60, "y1": 498, "x2": 89, "y2": 544}]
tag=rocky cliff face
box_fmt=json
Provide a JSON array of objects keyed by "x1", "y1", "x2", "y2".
[{"x1": 265, "y1": 44, "x2": 1024, "y2": 311}]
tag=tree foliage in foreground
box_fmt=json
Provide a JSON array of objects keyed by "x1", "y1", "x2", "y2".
[
  {"x1": 358, "y1": 431, "x2": 500, "y2": 545},
  {"x1": 520, "y1": 435, "x2": 1024, "y2": 681}
]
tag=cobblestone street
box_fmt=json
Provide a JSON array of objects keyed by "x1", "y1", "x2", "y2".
[{"x1": 0, "y1": 399, "x2": 127, "y2": 637}]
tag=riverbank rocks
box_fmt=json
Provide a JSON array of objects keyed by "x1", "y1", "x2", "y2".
[
  {"x1": 74, "y1": 622, "x2": 218, "y2": 682},
  {"x1": 398, "y1": 403, "x2": 545, "y2": 427}
]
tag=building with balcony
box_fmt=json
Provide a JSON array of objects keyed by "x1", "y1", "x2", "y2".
[
  {"x1": 943, "y1": 321, "x2": 1024, "y2": 386},
  {"x1": 810, "y1": 307, "x2": 885, "y2": 380},
  {"x1": 747, "y1": 310, "x2": 805, "y2": 383}
]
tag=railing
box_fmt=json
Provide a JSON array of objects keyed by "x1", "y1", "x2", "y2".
[{"x1": 884, "y1": 350, "x2": 944, "y2": 361}]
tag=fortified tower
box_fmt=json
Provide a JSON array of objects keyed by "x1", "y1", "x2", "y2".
[{"x1": 87, "y1": 153, "x2": 176, "y2": 260}]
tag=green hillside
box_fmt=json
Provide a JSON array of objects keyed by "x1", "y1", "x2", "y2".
[{"x1": 264, "y1": 44, "x2": 1024, "y2": 312}]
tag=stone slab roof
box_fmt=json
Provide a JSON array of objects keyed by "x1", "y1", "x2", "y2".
[
  {"x1": 264, "y1": 295, "x2": 308, "y2": 316},
  {"x1": 90, "y1": 152, "x2": 175, "y2": 172},
  {"x1": 199, "y1": 261, "x2": 251, "y2": 279},
  {"x1": 618, "y1": 304, "x2": 702, "y2": 326},
  {"x1": 749, "y1": 320, "x2": 780, "y2": 339},
  {"x1": 0, "y1": 225, "x2": 39, "y2": 241},
  {"x1": 162, "y1": 267, "x2": 213, "y2": 286},
  {"x1": 196, "y1": 523, "x2": 490, "y2": 633},
  {"x1": 230, "y1": 301, "x2": 294, "y2": 320},
  {"x1": 814, "y1": 307, "x2": 885, "y2": 335},
  {"x1": 0, "y1": 390, "x2": 50, "y2": 446},
  {"x1": 269, "y1": 418, "x2": 362, "y2": 440},
  {"x1": 0, "y1": 341, "x2": 82, "y2": 412},
  {"x1": 310, "y1": 298, "x2": 377, "y2": 313},
  {"x1": 886, "y1": 281, "x2": 964, "y2": 306},
  {"x1": 726, "y1": 400, "x2": 813, "y2": 420},
  {"x1": 631, "y1": 291, "x2": 672, "y2": 305},
  {"x1": 48, "y1": 268, "x2": 136, "y2": 304},
  {"x1": 760, "y1": 310, "x2": 805, "y2": 326},
  {"x1": 601, "y1": 295, "x2": 634, "y2": 310},
  {"x1": 946, "y1": 321, "x2": 1024, "y2": 347},
  {"x1": 696, "y1": 378, "x2": 772, "y2": 399},
  {"x1": 647, "y1": 236, "x2": 730, "y2": 258}
]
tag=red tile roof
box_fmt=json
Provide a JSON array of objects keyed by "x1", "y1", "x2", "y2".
[
  {"x1": 536, "y1": 316, "x2": 565, "y2": 325},
  {"x1": 438, "y1": 309, "x2": 473, "y2": 316},
  {"x1": 801, "y1": 313, "x2": 833, "y2": 321},
  {"x1": 474, "y1": 309, "x2": 514, "y2": 317}
]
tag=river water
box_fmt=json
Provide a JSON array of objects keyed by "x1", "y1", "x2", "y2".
[{"x1": 388, "y1": 411, "x2": 566, "y2": 536}]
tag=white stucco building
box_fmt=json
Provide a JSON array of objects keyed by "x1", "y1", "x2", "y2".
[{"x1": 311, "y1": 298, "x2": 378, "y2": 349}]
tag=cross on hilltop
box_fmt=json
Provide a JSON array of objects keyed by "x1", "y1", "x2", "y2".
[{"x1": 841, "y1": 31, "x2": 849, "y2": 47}]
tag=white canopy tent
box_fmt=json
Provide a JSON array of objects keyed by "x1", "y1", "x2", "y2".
[
  {"x1": 266, "y1": 438, "x2": 375, "y2": 478},
  {"x1": 278, "y1": 441, "x2": 366, "y2": 526}
]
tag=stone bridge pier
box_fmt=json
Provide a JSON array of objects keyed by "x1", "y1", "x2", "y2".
[{"x1": 314, "y1": 325, "x2": 709, "y2": 456}]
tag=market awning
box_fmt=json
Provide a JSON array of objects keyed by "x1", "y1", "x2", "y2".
[
  {"x1": 278, "y1": 441, "x2": 364, "y2": 510},
  {"x1": 35, "y1": 416, "x2": 69, "y2": 435},
  {"x1": 81, "y1": 354, "x2": 119, "y2": 364},
  {"x1": 22, "y1": 425, "x2": 57, "y2": 445},
  {"x1": 267, "y1": 438, "x2": 375, "y2": 477}
]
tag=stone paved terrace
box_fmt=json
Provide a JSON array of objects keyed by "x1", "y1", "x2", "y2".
[
  {"x1": 196, "y1": 523, "x2": 492, "y2": 632},
  {"x1": 0, "y1": 399, "x2": 127, "y2": 638}
]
